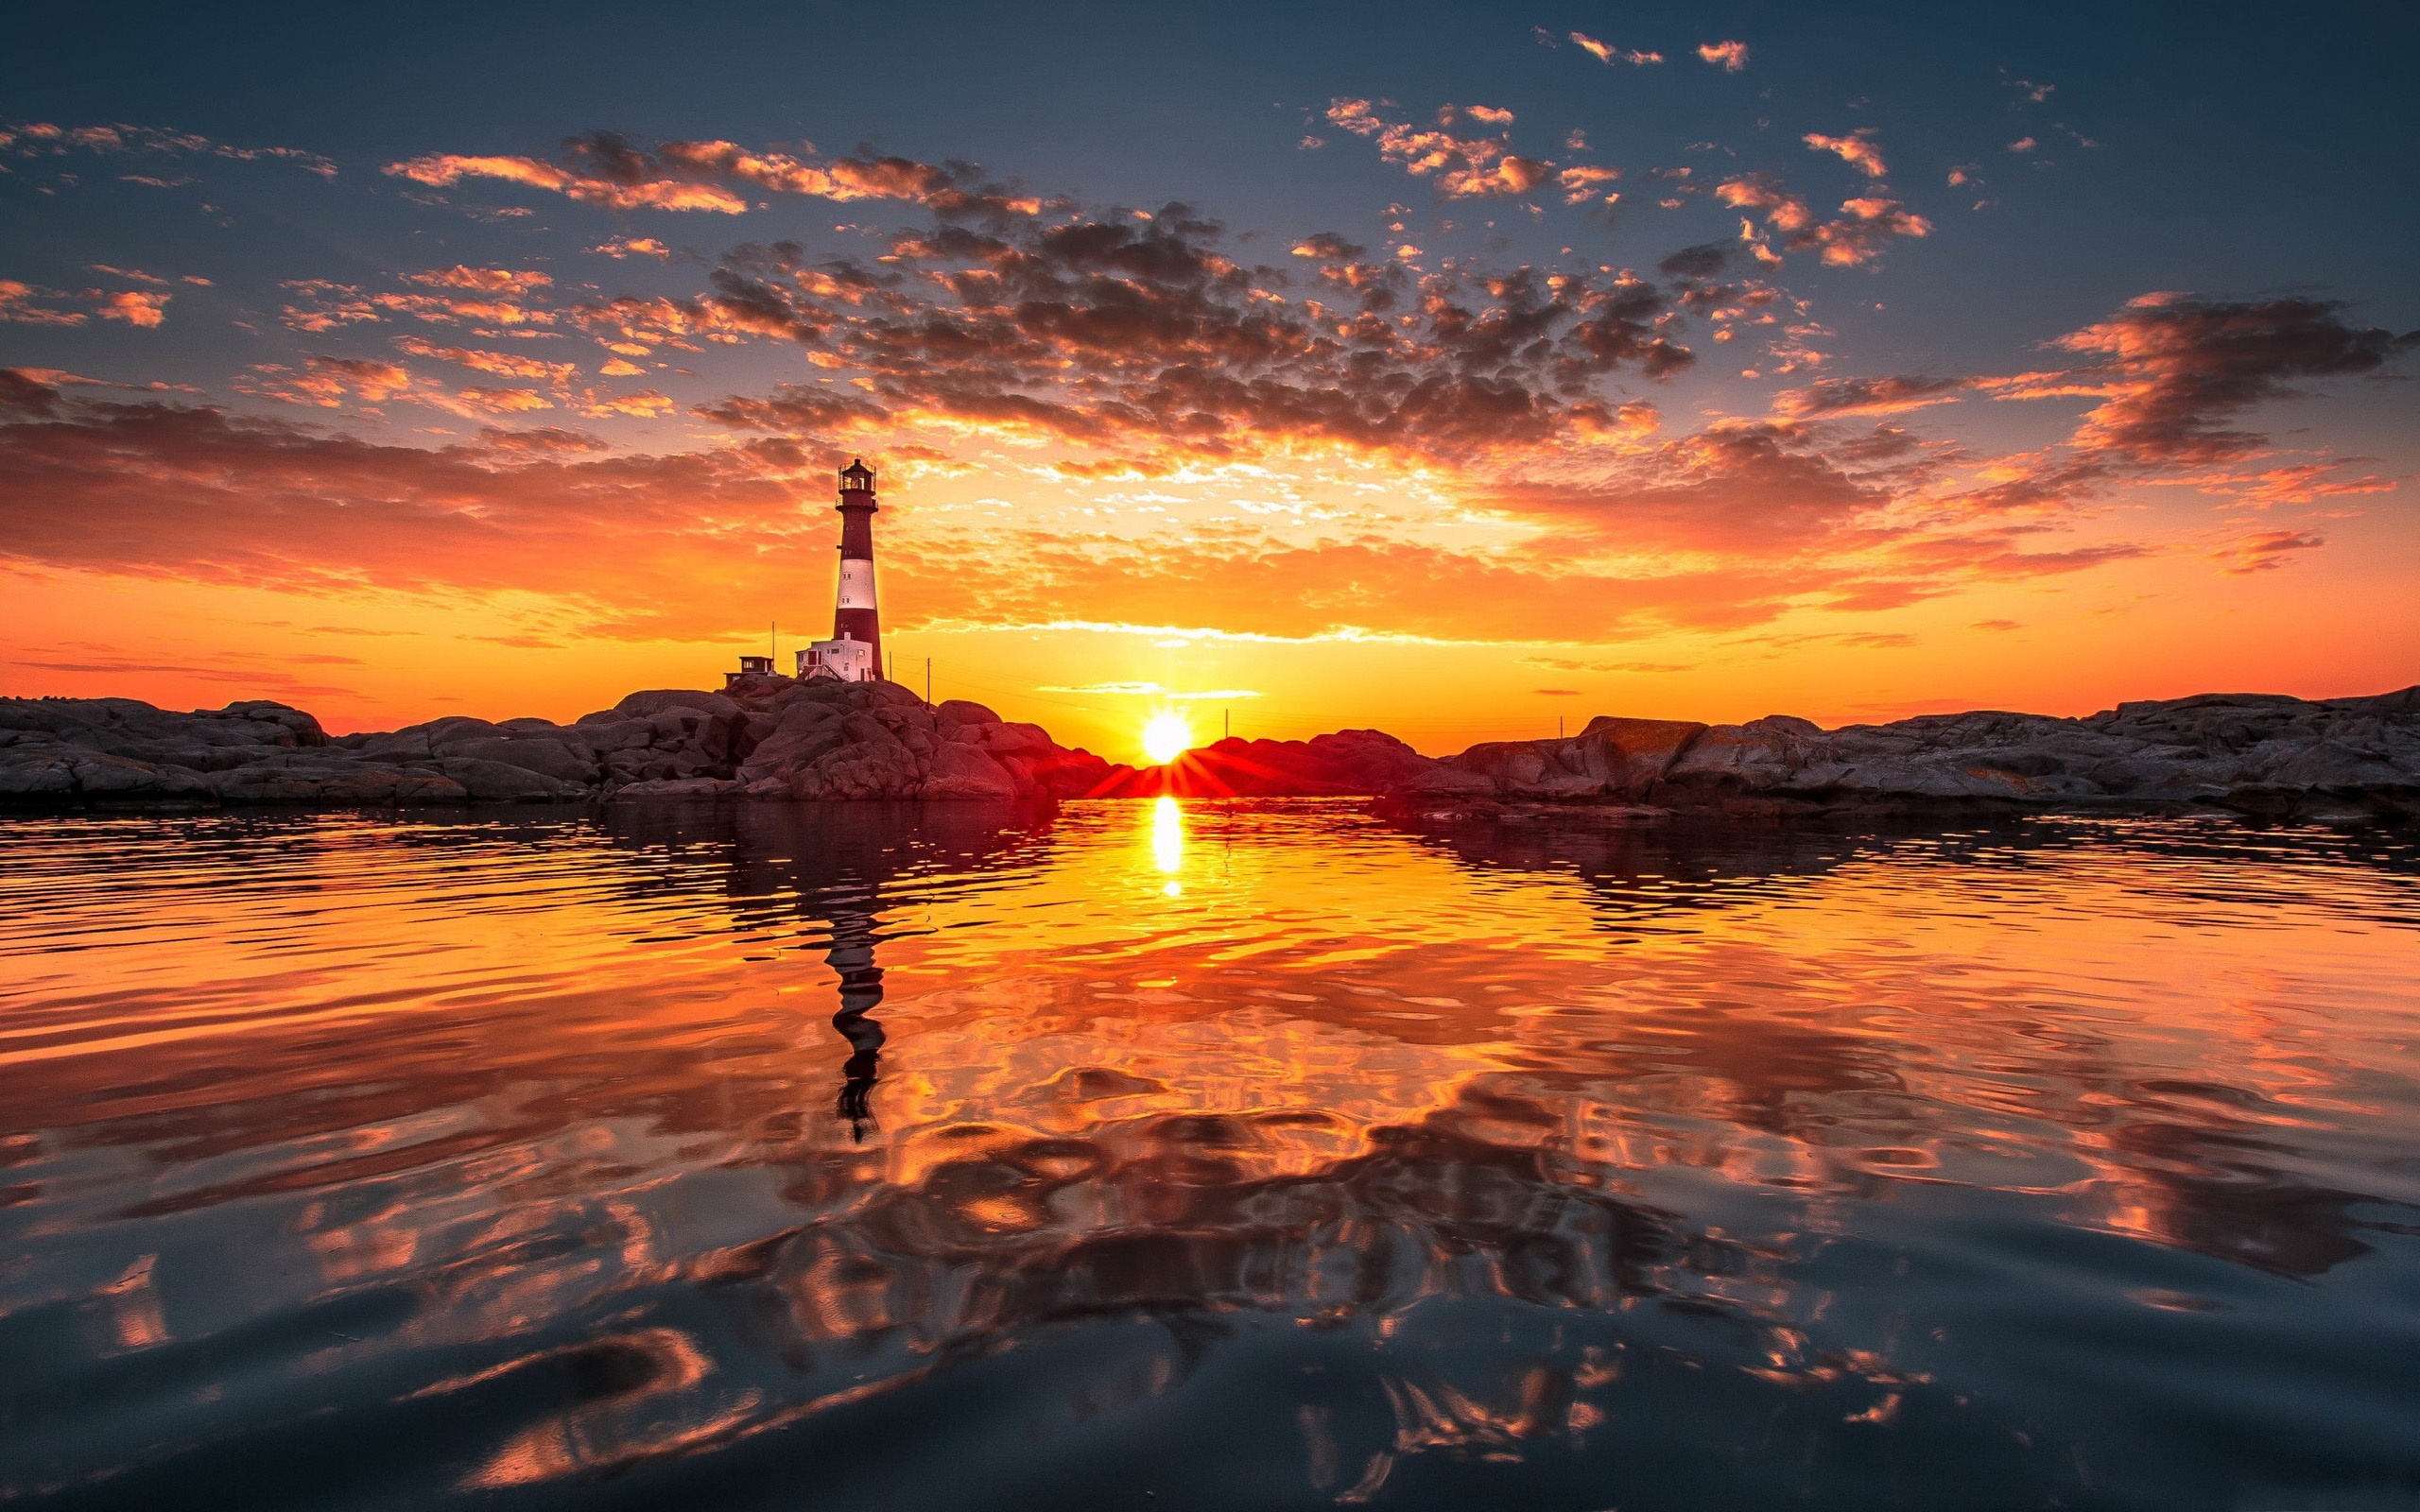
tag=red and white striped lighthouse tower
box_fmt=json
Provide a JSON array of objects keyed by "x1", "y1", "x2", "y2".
[
  {"x1": 791, "y1": 458, "x2": 887, "y2": 682},
  {"x1": 833, "y1": 457, "x2": 883, "y2": 677}
]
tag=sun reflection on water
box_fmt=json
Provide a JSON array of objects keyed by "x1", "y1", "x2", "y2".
[{"x1": 1150, "y1": 795, "x2": 1184, "y2": 894}]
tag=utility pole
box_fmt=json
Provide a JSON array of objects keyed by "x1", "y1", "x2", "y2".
[
  {"x1": 925, "y1": 657, "x2": 932, "y2": 706},
  {"x1": 770, "y1": 621, "x2": 776, "y2": 661},
  {"x1": 1558, "y1": 714, "x2": 1564, "y2": 739},
  {"x1": 1223, "y1": 707, "x2": 1230, "y2": 740}
]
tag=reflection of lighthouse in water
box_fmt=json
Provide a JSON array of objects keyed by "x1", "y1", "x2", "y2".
[{"x1": 824, "y1": 898, "x2": 887, "y2": 1142}]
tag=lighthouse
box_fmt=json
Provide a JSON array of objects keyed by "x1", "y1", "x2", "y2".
[{"x1": 795, "y1": 458, "x2": 886, "y2": 682}]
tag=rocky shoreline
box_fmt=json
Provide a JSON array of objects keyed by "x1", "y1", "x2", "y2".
[
  {"x1": 0, "y1": 673, "x2": 1115, "y2": 810},
  {"x1": 3, "y1": 677, "x2": 2413, "y2": 824}
]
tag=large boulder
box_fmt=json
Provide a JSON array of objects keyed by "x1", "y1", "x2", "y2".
[
  {"x1": 936, "y1": 699, "x2": 1002, "y2": 727},
  {"x1": 432, "y1": 735, "x2": 595, "y2": 783},
  {"x1": 204, "y1": 762, "x2": 466, "y2": 805},
  {"x1": 735, "y1": 701, "x2": 849, "y2": 783},
  {"x1": 0, "y1": 748, "x2": 215, "y2": 802},
  {"x1": 438, "y1": 757, "x2": 578, "y2": 803},
  {"x1": 788, "y1": 739, "x2": 923, "y2": 800},
  {"x1": 613, "y1": 777, "x2": 740, "y2": 799},
  {"x1": 570, "y1": 717, "x2": 655, "y2": 753},
  {"x1": 613, "y1": 689, "x2": 741, "y2": 721},
  {"x1": 980, "y1": 721, "x2": 1053, "y2": 757},
  {"x1": 924, "y1": 741, "x2": 1019, "y2": 799},
  {"x1": 216, "y1": 700, "x2": 328, "y2": 747}
]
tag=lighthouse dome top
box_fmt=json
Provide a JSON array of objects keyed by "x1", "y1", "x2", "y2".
[{"x1": 838, "y1": 458, "x2": 874, "y2": 490}]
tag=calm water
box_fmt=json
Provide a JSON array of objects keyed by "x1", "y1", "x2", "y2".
[{"x1": 3, "y1": 801, "x2": 2418, "y2": 1510}]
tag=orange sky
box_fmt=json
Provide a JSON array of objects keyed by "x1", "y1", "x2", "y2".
[{"x1": 4, "y1": 24, "x2": 2415, "y2": 764}]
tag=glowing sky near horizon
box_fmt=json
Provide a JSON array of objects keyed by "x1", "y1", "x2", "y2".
[{"x1": 1, "y1": 2, "x2": 2413, "y2": 762}]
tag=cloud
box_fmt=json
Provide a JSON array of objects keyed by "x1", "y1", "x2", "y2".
[
  {"x1": 1773, "y1": 374, "x2": 1967, "y2": 418},
  {"x1": 456, "y1": 386, "x2": 554, "y2": 414},
  {"x1": 2054, "y1": 293, "x2": 2418, "y2": 465},
  {"x1": 1567, "y1": 32, "x2": 1662, "y2": 65},
  {"x1": 393, "y1": 336, "x2": 577, "y2": 385},
  {"x1": 1288, "y1": 232, "x2": 1367, "y2": 260},
  {"x1": 96, "y1": 290, "x2": 171, "y2": 327},
  {"x1": 1324, "y1": 98, "x2": 1555, "y2": 199},
  {"x1": 1716, "y1": 177, "x2": 1928, "y2": 266},
  {"x1": 2208, "y1": 529, "x2": 2324, "y2": 574},
  {"x1": 591, "y1": 237, "x2": 673, "y2": 260},
  {"x1": 276, "y1": 271, "x2": 564, "y2": 335},
  {"x1": 1698, "y1": 40, "x2": 1750, "y2": 72},
  {"x1": 410, "y1": 266, "x2": 553, "y2": 295},
  {"x1": 1714, "y1": 174, "x2": 1812, "y2": 232},
  {"x1": 580, "y1": 389, "x2": 676, "y2": 418},
  {"x1": 2009, "y1": 137, "x2": 2038, "y2": 154},
  {"x1": 1804, "y1": 128, "x2": 1888, "y2": 179},
  {"x1": 1, "y1": 120, "x2": 337, "y2": 179},
  {"x1": 688, "y1": 209, "x2": 1699, "y2": 464},
  {"x1": 387, "y1": 151, "x2": 749, "y2": 213},
  {"x1": 386, "y1": 133, "x2": 1042, "y2": 219},
  {"x1": 243, "y1": 355, "x2": 418, "y2": 408},
  {"x1": 1556, "y1": 164, "x2": 1621, "y2": 204},
  {"x1": 239, "y1": 351, "x2": 581, "y2": 421},
  {"x1": 1795, "y1": 198, "x2": 1932, "y2": 267},
  {"x1": 0, "y1": 280, "x2": 87, "y2": 327},
  {"x1": 0, "y1": 374, "x2": 2150, "y2": 649}
]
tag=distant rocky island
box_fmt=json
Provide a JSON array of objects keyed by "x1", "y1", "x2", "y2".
[{"x1": 3, "y1": 673, "x2": 2414, "y2": 825}]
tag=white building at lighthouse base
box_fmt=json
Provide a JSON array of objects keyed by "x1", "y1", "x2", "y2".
[{"x1": 797, "y1": 632, "x2": 877, "y2": 682}]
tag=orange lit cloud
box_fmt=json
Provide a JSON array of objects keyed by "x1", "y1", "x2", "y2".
[
  {"x1": 385, "y1": 133, "x2": 1044, "y2": 219},
  {"x1": 0, "y1": 369, "x2": 2150, "y2": 652},
  {"x1": 591, "y1": 237, "x2": 672, "y2": 260},
  {"x1": 1556, "y1": 164, "x2": 1621, "y2": 203},
  {"x1": 1804, "y1": 128, "x2": 1888, "y2": 179},
  {"x1": 453, "y1": 386, "x2": 552, "y2": 414},
  {"x1": 1698, "y1": 41, "x2": 1751, "y2": 72},
  {"x1": 385, "y1": 152, "x2": 752, "y2": 213},
  {"x1": 242, "y1": 355, "x2": 417, "y2": 408},
  {"x1": 2209, "y1": 529, "x2": 2325, "y2": 574},
  {"x1": 1714, "y1": 174, "x2": 1812, "y2": 232},
  {"x1": 1797, "y1": 198, "x2": 1933, "y2": 267},
  {"x1": 1716, "y1": 176, "x2": 1928, "y2": 266},
  {"x1": 393, "y1": 336, "x2": 576, "y2": 385},
  {"x1": 1324, "y1": 98, "x2": 1556, "y2": 199},
  {"x1": 409, "y1": 266, "x2": 553, "y2": 295},
  {"x1": 0, "y1": 279, "x2": 87, "y2": 326},
  {"x1": 1567, "y1": 31, "x2": 1661, "y2": 65}
]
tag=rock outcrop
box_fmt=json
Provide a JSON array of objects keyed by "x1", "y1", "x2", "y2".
[
  {"x1": 1084, "y1": 690, "x2": 2420, "y2": 823},
  {"x1": 1409, "y1": 689, "x2": 2420, "y2": 823},
  {"x1": 6, "y1": 682, "x2": 2412, "y2": 820},
  {"x1": 0, "y1": 677, "x2": 1113, "y2": 809}
]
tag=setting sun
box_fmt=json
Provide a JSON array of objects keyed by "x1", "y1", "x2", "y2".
[{"x1": 1141, "y1": 710, "x2": 1193, "y2": 765}]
